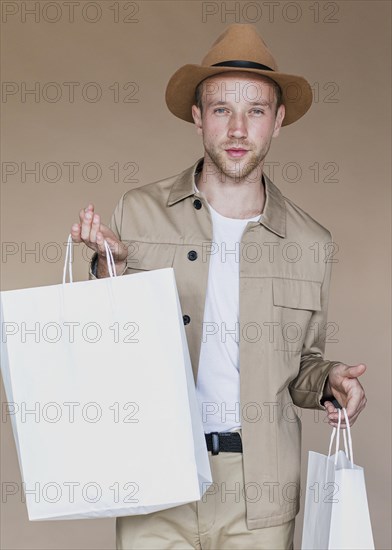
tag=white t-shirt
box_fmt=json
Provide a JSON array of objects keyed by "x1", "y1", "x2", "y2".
[{"x1": 194, "y1": 184, "x2": 261, "y2": 433}]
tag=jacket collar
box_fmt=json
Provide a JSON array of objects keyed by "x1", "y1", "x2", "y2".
[{"x1": 167, "y1": 158, "x2": 286, "y2": 238}]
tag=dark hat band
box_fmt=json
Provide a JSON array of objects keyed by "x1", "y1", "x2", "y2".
[{"x1": 212, "y1": 60, "x2": 274, "y2": 71}]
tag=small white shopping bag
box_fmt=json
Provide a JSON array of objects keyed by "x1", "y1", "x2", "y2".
[
  {"x1": 301, "y1": 407, "x2": 375, "y2": 550},
  {"x1": 0, "y1": 237, "x2": 212, "y2": 521}
]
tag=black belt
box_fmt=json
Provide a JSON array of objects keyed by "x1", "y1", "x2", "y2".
[{"x1": 205, "y1": 431, "x2": 243, "y2": 455}]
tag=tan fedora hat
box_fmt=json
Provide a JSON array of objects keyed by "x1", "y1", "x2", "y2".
[{"x1": 165, "y1": 24, "x2": 312, "y2": 126}]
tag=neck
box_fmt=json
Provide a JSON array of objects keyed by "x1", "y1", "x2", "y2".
[{"x1": 195, "y1": 155, "x2": 266, "y2": 219}]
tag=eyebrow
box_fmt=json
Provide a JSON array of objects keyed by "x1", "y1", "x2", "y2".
[
  {"x1": 248, "y1": 100, "x2": 272, "y2": 107},
  {"x1": 208, "y1": 99, "x2": 272, "y2": 108}
]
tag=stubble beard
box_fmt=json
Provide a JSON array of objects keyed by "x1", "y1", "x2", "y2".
[{"x1": 205, "y1": 140, "x2": 272, "y2": 183}]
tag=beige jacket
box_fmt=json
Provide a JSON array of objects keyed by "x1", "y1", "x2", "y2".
[{"x1": 90, "y1": 158, "x2": 341, "y2": 529}]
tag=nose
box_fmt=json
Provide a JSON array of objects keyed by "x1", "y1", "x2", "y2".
[{"x1": 227, "y1": 112, "x2": 247, "y2": 140}]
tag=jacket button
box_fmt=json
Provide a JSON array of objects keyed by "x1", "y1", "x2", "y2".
[
  {"x1": 193, "y1": 199, "x2": 202, "y2": 210},
  {"x1": 183, "y1": 315, "x2": 191, "y2": 325},
  {"x1": 187, "y1": 250, "x2": 198, "y2": 261}
]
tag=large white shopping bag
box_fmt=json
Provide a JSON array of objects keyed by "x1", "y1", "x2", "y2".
[
  {"x1": 301, "y1": 407, "x2": 375, "y2": 549},
  {"x1": 0, "y1": 236, "x2": 212, "y2": 521}
]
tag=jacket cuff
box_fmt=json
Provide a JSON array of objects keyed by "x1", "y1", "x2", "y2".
[
  {"x1": 88, "y1": 252, "x2": 98, "y2": 280},
  {"x1": 316, "y1": 360, "x2": 343, "y2": 410},
  {"x1": 88, "y1": 252, "x2": 128, "y2": 279},
  {"x1": 289, "y1": 360, "x2": 343, "y2": 411}
]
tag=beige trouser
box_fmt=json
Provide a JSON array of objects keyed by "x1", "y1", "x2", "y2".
[{"x1": 116, "y1": 433, "x2": 295, "y2": 550}]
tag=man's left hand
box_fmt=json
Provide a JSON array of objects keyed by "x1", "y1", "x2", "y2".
[{"x1": 323, "y1": 363, "x2": 367, "y2": 428}]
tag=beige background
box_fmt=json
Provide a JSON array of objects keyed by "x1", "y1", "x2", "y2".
[{"x1": 1, "y1": 0, "x2": 390, "y2": 548}]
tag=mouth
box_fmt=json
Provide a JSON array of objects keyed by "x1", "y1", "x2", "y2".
[{"x1": 225, "y1": 148, "x2": 249, "y2": 159}]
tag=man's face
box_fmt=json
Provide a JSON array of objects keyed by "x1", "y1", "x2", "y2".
[{"x1": 191, "y1": 72, "x2": 285, "y2": 181}]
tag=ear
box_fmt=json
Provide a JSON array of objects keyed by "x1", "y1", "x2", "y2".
[
  {"x1": 272, "y1": 104, "x2": 285, "y2": 138},
  {"x1": 192, "y1": 105, "x2": 203, "y2": 136}
]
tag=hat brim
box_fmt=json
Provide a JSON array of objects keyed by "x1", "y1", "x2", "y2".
[{"x1": 165, "y1": 64, "x2": 313, "y2": 126}]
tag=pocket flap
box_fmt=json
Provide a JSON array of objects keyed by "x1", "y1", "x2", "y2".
[
  {"x1": 125, "y1": 241, "x2": 176, "y2": 271},
  {"x1": 272, "y1": 278, "x2": 321, "y2": 311}
]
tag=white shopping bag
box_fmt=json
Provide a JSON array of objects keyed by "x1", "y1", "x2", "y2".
[
  {"x1": 301, "y1": 407, "x2": 375, "y2": 550},
  {"x1": 0, "y1": 236, "x2": 212, "y2": 521}
]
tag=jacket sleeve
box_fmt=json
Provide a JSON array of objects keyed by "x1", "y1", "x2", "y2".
[
  {"x1": 288, "y1": 234, "x2": 342, "y2": 410},
  {"x1": 88, "y1": 193, "x2": 128, "y2": 280}
]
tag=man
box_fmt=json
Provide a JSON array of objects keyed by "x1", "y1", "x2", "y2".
[{"x1": 71, "y1": 24, "x2": 367, "y2": 550}]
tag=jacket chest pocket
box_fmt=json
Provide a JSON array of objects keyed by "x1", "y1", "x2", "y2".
[
  {"x1": 271, "y1": 278, "x2": 321, "y2": 353},
  {"x1": 125, "y1": 241, "x2": 177, "y2": 274}
]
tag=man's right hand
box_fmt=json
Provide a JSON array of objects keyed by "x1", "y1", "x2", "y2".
[{"x1": 71, "y1": 203, "x2": 128, "y2": 278}]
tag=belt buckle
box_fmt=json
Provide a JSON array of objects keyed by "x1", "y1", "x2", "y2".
[{"x1": 211, "y1": 432, "x2": 220, "y2": 455}]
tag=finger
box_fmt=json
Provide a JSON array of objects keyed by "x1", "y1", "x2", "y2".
[
  {"x1": 329, "y1": 414, "x2": 356, "y2": 428},
  {"x1": 81, "y1": 209, "x2": 94, "y2": 241},
  {"x1": 84, "y1": 204, "x2": 94, "y2": 214},
  {"x1": 328, "y1": 417, "x2": 354, "y2": 429},
  {"x1": 324, "y1": 401, "x2": 339, "y2": 413},
  {"x1": 328, "y1": 407, "x2": 353, "y2": 424},
  {"x1": 105, "y1": 236, "x2": 128, "y2": 263},
  {"x1": 328, "y1": 406, "x2": 344, "y2": 425},
  {"x1": 79, "y1": 205, "x2": 95, "y2": 224},
  {"x1": 99, "y1": 235, "x2": 118, "y2": 259},
  {"x1": 96, "y1": 231, "x2": 107, "y2": 256},
  {"x1": 329, "y1": 396, "x2": 366, "y2": 427},
  {"x1": 89, "y1": 213, "x2": 100, "y2": 243},
  {"x1": 324, "y1": 401, "x2": 344, "y2": 420},
  {"x1": 71, "y1": 223, "x2": 82, "y2": 243},
  {"x1": 347, "y1": 363, "x2": 367, "y2": 378},
  {"x1": 324, "y1": 403, "x2": 335, "y2": 416}
]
